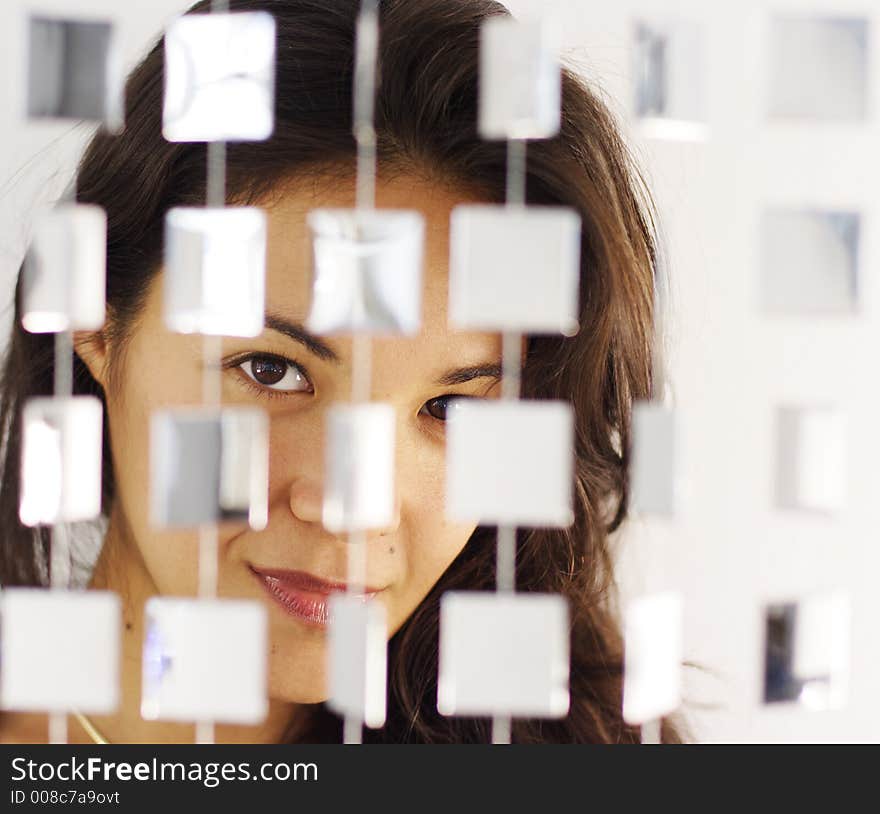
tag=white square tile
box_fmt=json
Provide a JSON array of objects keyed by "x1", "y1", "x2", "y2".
[
  {"x1": 19, "y1": 396, "x2": 103, "y2": 526},
  {"x1": 775, "y1": 406, "x2": 846, "y2": 513},
  {"x1": 326, "y1": 593, "x2": 387, "y2": 728},
  {"x1": 22, "y1": 204, "x2": 106, "y2": 333},
  {"x1": 449, "y1": 205, "x2": 580, "y2": 334},
  {"x1": 323, "y1": 403, "x2": 395, "y2": 532},
  {"x1": 622, "y1": 592, "x2": 683, "y2": 724},
  {"x1": 163, "y1": 11, "x2": 275, "y2": 142},
  {"x1": 763, "y1": 593, "x2": 850, "y2": 710},
  {"x1": 768, "y1": 16, "x2": 868, "y2": 121},
  {"x1": 141, "y1": 596, "x2": 268, "y2": 723},
  {"x1": 760, "y1": 209, "x2": 859, "y2": 315},
  {"x1": 149, "y1": 407, "x2": 269, "y2": 529},
  {"x1": 0, "y1": 588, "x2": 120, "y2": 713},
  {"x1": 164, "y1": 206, "x2": 266, "y2": 337},
  {"x1": 437, "y1": 591, "x2": 569, "y2": 717},
  {"x1": 630, "y1": 401, "x2": 679, "y2": 516},
  {"x1": 446, "y1": 399, "x2": 574, "y2": 527},
  {"x1": 26, "y1": 16, "x2": 123, "y2": 129},
  {"x1": 305, "y1": 208, "x2": 424, "y2": 335},
  {"x1": 479, "y1": 16, "x2": 561, "y2": 139}
]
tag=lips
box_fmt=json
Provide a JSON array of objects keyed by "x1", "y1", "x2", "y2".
[{"x1": 249, "y1": 565, "x2": 383, "y2": 627}]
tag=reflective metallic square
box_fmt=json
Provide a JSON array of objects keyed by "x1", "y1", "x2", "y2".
[
  {"x1": 775, "y1": 406, "x2": 846, "y2": 513},
  {"x1": 763, "y1": 594, "x2": 850, "y2": 710},
  {"x1": 768, "y1": 16, "x2": 868, "y2": 121},
  {"x1": 760, "y1": 209, "x2": 859, "y2": 315},
  {"x1": 149, "y1": 407, "x2": 269, "y2": 529},
  {"x1": 622, "y1": 592, "x2": 683, "y2": 724},
  {"x1": 630, "y1": 401, "x2": 679, "y2": 516},
  {"x1": 26, "y1": 16, "x2": 123, "y2": 129},
  {"x1": 479, "y1": 16, "x2": 561, "y2": 139},
  {"x1": 449, "y1": 205, "x2": 580, "y2": 334},
  {"x1": 164, "y1": 207, "x2": 266, "y2": 337},
  {"x1": 446, "y1": 400, "x2": 574, "y2": 527},
  {"x1": 0, "y1": 588, "x2": 120, "y2": 713},
  {"x1": 19, "y1": 396, "x2": 103, "y2": 526},
  {"x1": 305, "y1": 209, "x2": 424, "y2": 335},
  {"x1": 437, "y1": 591, "x2": 569, "y2": 717},
  {"x1": 326, "y1": 593, "x2": 387, "y2": 728},
  {"x1": 323, "y1": 403, "x2": 395, "y2": 533},
  {"x1": 163, "y1": 11, "x2": 276, "y2": 142},
  {"x1": 141, "y1": 597, "x2": 268, "y2": 723},
  {"x1": 633, "y1": 19, "x2": 705, "y2": 133},
  {"x1": 21, "y1": 204, "x2": 106, "y2": 333}
]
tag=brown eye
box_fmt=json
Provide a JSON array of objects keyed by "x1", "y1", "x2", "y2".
[
  {"x1": 420, "y1": 394, "x2": 474, "y2": 422},
  {"x1": 237, "y1": 354, "x2": 312, "y2": 396}
]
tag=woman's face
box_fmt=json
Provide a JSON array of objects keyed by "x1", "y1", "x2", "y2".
[{"x1": 76, "y1": 171, "x2": 502, "y2": 705}]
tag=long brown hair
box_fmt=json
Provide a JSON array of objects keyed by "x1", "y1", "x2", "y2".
[{"x1": 0, "y1": 0, "x2": 686, "y2": 742}]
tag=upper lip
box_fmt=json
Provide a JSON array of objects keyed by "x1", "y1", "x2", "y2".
[{"x1": 249, "y1": 564, "x2": 384, "y2": 595}]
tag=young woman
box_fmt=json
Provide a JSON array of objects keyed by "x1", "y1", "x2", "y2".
[{"x1": 0, "y1": 0, "x2": 685, "y2": 743}]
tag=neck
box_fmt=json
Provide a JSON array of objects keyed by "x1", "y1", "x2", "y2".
[{"x1": 78, "y1": 502, "x2": 303, "y2": 744}]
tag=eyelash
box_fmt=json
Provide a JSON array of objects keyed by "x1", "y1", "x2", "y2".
[{"x1": 225, "y1": 352, "x2": 476, "y2": 421}]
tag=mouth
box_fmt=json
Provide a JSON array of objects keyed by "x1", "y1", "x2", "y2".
[{"x1": 248, "y1": 565, "x2": 384, "y2": 628}]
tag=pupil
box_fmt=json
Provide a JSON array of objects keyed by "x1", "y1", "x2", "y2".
[{"x1": 252, "y1": 357, "x2": 286, "y2": 385}]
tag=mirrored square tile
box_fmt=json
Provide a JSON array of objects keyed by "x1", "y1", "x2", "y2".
[
  {"x1": 775, "y1": 406, "x2": 846, "y2": 513},
  {"x1": 768, "y1": 16, "x2": 868, "y2": 121},
  {"x1": 630, "y1": 401, "x2": 679, "y2": 516},
  {"x1": 19, "y1": 396, "x2": 103, "y2": 526},
  {"x1": 449, "y1": 204, "x2": 580, "y2": 334},
  {"x1": 759, "y1": 209, "x2": 859, "y2": 315},
  {"x1": 164, "y1": 206, "x2": 266, "y2": 337},
  {"x1": 306, "y1": 209, "x2": 424, "y2": 335},
  {"x1": 21, "y1": 204, "x2": 106, "y2": 333},
  {"x1": 141, "y1": 596, "x2": 267, "y2": 723},
  {"x1": 326, "y1": 593, "x2": 387, "y2": 728},
  {"x1": 446, "y1": 399, "x2": 574, "y2": 527},
  {"x1": 27, "y1": 16, "x2": 123, "y2": 129},
  {"x1": 163, "y1": 11, "x2": 276, "y2": 142},
  {"x1": 323, "y1": 403, "x2": 395, "y2": 533},
  {"x1": 479, "y1": 16, "x2": 561, "y2": 139},
  {"x1": 149, "y1": 407, "x2": 269, "y2": 529},
  {"x1": 437, "y1": 591, "x2": 569, "y2": 717},
  {"x1": 762, "y1": 593, "x2": 850, "y2": 710},
  {"x1": 622, "y1": 592, "x2": 683, "y2": 724},
  {"x1": 0, "y1": 588, "x2": 120, "y2": 713}
]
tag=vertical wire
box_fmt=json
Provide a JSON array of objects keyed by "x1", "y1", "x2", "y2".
[
  {"x1": 193, "y1": 0, "x2": 230, "y2": 747},
  {"x1": 491, "y1": 137, "x2": 528, "y2": 746},
  {"x1": 342, "y1": 0, "x2": 380, "y2": 747}
]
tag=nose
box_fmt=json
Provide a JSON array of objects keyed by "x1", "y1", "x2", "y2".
[{"x1": 288, "y1": 476, "x2": 402, "y2": 537}]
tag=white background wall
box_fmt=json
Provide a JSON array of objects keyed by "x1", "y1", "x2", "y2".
[{"x1": 3, "y1": 0, "x2": 878, "y2": 742}]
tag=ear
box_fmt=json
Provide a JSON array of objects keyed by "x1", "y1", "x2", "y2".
[{"x1": 73, "y1": 329, "x2": 110, "y2": 390}]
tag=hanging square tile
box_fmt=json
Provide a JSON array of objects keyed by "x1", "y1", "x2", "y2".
[
  {"x1": 446, "y1": 399, "x2": 574, "y2": 527},
  {"x1": 163, "y1": 11, "x2": 276, "y2": 141},
  {"x1": 21, "y1": 204, "x2": 106, "y2": 333},
  {"x1": 26, "y1": 16, "x2": 123, "y2": 129},
  {"x1": 323, "y1": 403, "x2": 395, "y2": 533},
  {"x1": 479, "y1": 16, "x2": 561, "y2": 139},
  {"x1": 449, "y1": 204, "x2": 580, "y2": 334},
  {"x1": 164, "y1": 206, "x2": 266, "y2": 337},
  {"x1": 630, "y1": 401, "x2": 680, "y2": 516},
  {"x1": 305, "y1": 209, "x2": 424, "y2": 335},
  {"x1": 141, "y1": 596, "x2": 268, "y2": 723},
  {"x1": 149, "y1": 406, "x2": 269, "y2": 530},
  {"x1": 326, "y1": 592, "x2": 387, "y2": 728},
  {"x1": 0, "y1": 588, "x2": 120, "y2": 713},
  {"x1": 19, "y1": 396, "x2": 103, "y2": 526},
  {"x1": 437, "y1": 591, "x2": 569, "y2": 717}
]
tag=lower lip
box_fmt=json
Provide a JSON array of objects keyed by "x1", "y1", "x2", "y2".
[{"x1": 252, "y1": 571, "x2": 375, "y2": 628}]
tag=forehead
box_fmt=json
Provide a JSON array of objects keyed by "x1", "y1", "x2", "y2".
[{"x1": 258, "y1": 170, "x2": 494, "y2": 348}]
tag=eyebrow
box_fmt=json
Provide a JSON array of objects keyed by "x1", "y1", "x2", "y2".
[{"x1": 264, "y1": 312, "x2": 504, "y2": 387}]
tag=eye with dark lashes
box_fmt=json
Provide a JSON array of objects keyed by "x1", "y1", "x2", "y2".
[
  {"x1": 419, "y1": 394, "x2": 478, "y2": 422},
  {"x1": 223, "y1": 352, "x2": 314, "y2": 400}
]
